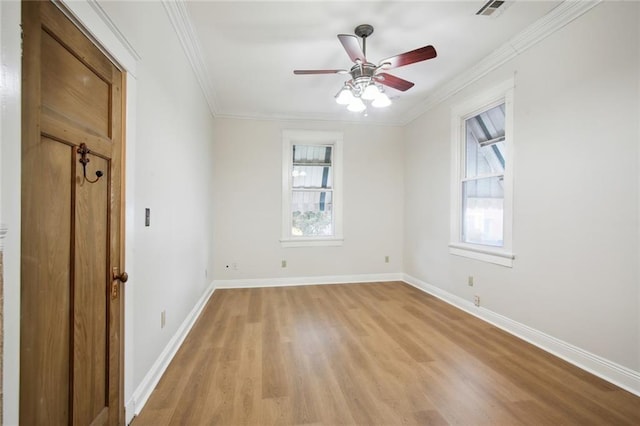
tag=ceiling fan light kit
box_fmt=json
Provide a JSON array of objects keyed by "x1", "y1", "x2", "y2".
[
  {"x1": 347, "y1": 97, "x2": 366, "y2": 112},
  {"x1": 294, "y1": 24, "x2": 437, "y2": 114}
]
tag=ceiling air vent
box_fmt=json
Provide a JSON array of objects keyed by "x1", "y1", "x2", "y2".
[{"x1": 476, "y1": 0, "x2": 505, "y2": 16}]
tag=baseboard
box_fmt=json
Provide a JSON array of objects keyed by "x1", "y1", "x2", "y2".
[
  {"x1": 214, "y1": 272, "x2": 404, "y2": 289},
  {"x1": 402, "y1": 274, "x2": 640, "y2": 397},
  {"x1": 125, "y1": 281, "x2": 216, "y2": 424},
  {"x1": 124, "y1": 272, "x2": 638, "y2": 424}
]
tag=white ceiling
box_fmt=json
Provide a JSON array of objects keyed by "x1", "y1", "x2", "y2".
[{"x1": 184, "y1": 1, "x2": 562, "y2": 125}]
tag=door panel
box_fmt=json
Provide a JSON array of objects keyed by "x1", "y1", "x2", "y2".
[
  {"x1": 73, "y1": 153, "x2": 109, "y2": 425},
  {"x1": 21, "y1": 1, "x2": 124, "y2": 424},
  {"x1": 41, "y1": 30, "x2": 111, "y2": 138},
  {"x1": 20, "y1": 136, "x2": 73, "y2": 425}
]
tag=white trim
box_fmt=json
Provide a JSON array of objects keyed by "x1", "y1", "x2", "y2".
[
  {"x1": 58, "y1": 0, "x2": 138, "y2": 77},
  {"x1": 215, "y1": 111, "x2": 401, "y2": 127},
  {"x1": 126, "y1": 282, "x2": 216, "y2": 422},
  {"x1": 1, "y1": 1, "x2": 22, "y2": 422},
  {"x1": 281, "y1": 130, "x2": 344, "y2": 246},
  {"x1": 637, "y1": 1, "x2": 640, "y2": 381},
  {"x1": 0, "y1": 223, "x2": 7, "y2": 251},
  {"x1": 214, "y1": 273, "x2": 404, "y2": 289},
  {"x1": 402, "y1": 274, "x2": 640, "y2": 397},
  {"x1": 448, "y1": 244, "x2": 514, "y2": 267},
  {"x1": 450, "y1": 79, "x2": 515, "y2": 267},
  {"x1": 83, "y1": 1, "x2": 141, "y2": 63},
  {"x1": 55, "y1": 1, "x2": 141, "y2": 422},
  {"x1": 122, "y1": 76, "x2": 138, "y2": 426},
  {"x1": 403, "y1": 0, "x2": 602, "y2": 125},
  {"x1": 280, "y1": 238, "x2": 344, "y2": 248},
  {"x1": 137, "y1": 0, "x2": 600, "y2": 126},
  {"x1": 161, "y1": 0, "x2": 218, "y2": 117}
]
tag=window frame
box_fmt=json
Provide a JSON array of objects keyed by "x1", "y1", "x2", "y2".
[
  {"x1": 281, "y1": 130, "x2": 344, "y2": 247},
  {"x1": 449, "y1": 80, "x2": 515, "y2": 267}
]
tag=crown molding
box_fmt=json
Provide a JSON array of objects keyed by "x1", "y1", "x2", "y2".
[
  {"x1": 161, "y1": 0, "x2": 601, "y2": 125},
  {"x1": 56, "y1": 0, "x2": 140, "y2": 77},
  {"x1": 402, "y1": 0, "x2": 602, "y2": 125},
  {"x1": 86, "y1": 0, "x2": 141, "y2": 62},
  {"x1": 162, "y1": 0, "x2": 218, "y2": 117},
  {"x1": 214, "y1": 111, "x2": 403, "y2": 128}
]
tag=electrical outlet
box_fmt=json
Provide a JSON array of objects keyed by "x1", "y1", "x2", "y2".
[
  {"x1": 281, "y1": 260, "x2": 287, "y2": 268},
  {"x1": 474, "y1": 295, "x2": 480, "y2": 307},
  {"x1": 385, "y1": 255, "x2": 390, "y2": 263},
  {"x1": 468, "y1": 276, "x2": 474, "y2": 286},
  {"x1": 161, "y1": 310, "x2": 166, "y2": 328}
]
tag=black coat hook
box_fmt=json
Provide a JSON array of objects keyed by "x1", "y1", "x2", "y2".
[{"x1": 77, "y1": 143, "x2": 103, "y2": 184}]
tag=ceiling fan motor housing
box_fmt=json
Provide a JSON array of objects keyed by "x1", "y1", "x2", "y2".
[
  {"x1": 349, "y1": 63, "x2": 378, "y2": 96},
  {"x1": 293, "y1": 22, "x2": 437, "y2": 106},
  {"x1": 350, "y1": 63, "x2": 376, "y2": 80}
]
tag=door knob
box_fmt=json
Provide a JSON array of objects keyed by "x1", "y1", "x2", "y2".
[
  {"x1": 114, "y1": 271, "x2": 128, "y2": 283},
  {"x1": 111, "y1": 267, "x2": 127, "y2": 299}
]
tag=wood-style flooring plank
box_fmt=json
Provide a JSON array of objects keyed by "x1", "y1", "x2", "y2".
[{"x1": 133, "y1": 282, "x2": 640, "y2": 425}]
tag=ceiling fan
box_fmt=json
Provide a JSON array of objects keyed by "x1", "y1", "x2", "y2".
[{"x1": 293, "y1": 24, "x2": 437, "y2": 112}]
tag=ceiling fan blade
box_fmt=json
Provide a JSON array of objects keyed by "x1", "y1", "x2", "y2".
[
  {"x1": 294, "y1": 69, "x2": 348, "y2": 75},
  {"x1": 379, "y1": 45, "x2": 437, "y2": 69},
  {"x1": 376, "y1": 73, "x2": 415, "y2": 92},
  {"x1": 338, "y1": 34, "x2": 365, "y2": 63}
]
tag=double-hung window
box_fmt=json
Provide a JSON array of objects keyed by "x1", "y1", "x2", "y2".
[
  {"x1": 450, "y1": 80, "x2": 515, "y2": 266},
  {"x1": 281, "y1": 130, "x2": 343, "y2": 247}
]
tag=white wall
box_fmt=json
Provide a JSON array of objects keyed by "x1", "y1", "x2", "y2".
[
  {"x1": 404, "y1": 1, "x2": 639, "y2": 372},
  {"x1": 1, "y1": 1, "x2": 21, "y2": 423},
  {"x1": 98, "y1": 0, "x2": 216, "y2": 404},
  {"x1": 212, "y1": 118, "x2": 404, "y2": 283},
  {"x1": 2, "y1": 1, "x2": 638, "y2": 423},
  {"x1": 0, "y1": 1, "x2": 216, "y2": 423},
  {"x1": 637, "y1": 0, "x2": 640, "y2": 380}
]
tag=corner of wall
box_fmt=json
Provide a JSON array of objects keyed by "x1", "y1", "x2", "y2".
[{"x1": 402, "y1": 274, "x2": 640, "y2": 397}]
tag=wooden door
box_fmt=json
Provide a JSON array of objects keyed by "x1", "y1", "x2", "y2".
[{"x1": 20, "y1": 1, "x2": 125, "y2": 424}]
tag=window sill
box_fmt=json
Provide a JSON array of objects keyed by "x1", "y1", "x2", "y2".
[
  {"x1": 281, "y1": 237, "x2": 344, "y2": 248},
  {"x1": 449, "y1": 243, "x2": 514, "y2": 267}
]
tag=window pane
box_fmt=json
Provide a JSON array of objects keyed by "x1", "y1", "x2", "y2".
[
  {"x1": 292, "y1": 165, "x2": 332, "y2": 189},
  {"x1": 465, "y1": 103, "x2": 505, "y2": 178},
  {"x1": 462, "y1": 176, "x2": 504, "y2": 246},
  {"x1": 291, "y1": 191, "x2": 333, "y2": 236},
  {"x1": 293, "y1": 144, "x2": 332, "y2": 164}
]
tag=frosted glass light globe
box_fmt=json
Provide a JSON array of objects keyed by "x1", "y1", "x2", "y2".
[
  {"x1": 372, "y1": 92, "x2": 391, "y2": 108},
  {"x1": 347, "y1": 97, "x2": 366, "y2": 112}
]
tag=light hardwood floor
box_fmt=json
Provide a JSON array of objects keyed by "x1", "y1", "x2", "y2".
[{"x1": 133, "y1": 282, "x2": 640, "y2": 425}]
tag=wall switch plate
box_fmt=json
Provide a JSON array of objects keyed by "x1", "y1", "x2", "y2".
[
  {"x1": 385, "y1": 256, "x2": 390, "y2": 263},
  {"x1": 468, "y1": 276, "x2": 474, "y2": 286},
  {"x1": 161, "y1": 310, "x2": 166, "y2": 328},
  {"x1": 145, "y1": 208, "x2": 150, "y2": 227},
  {"x1": 281, "y1": 260, "x2": 287, "y2": 268}
]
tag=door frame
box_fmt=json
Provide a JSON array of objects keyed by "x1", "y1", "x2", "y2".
[{"x1": 2, "y1": 1, "x2": 139, "y2": 423}]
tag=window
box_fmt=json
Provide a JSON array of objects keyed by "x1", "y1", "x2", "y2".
[
  {"x1": 450, "y1": 80, "x2": 514, "y2": 266},
  {"x1": 281, "y1": 130, "x2": 343, "y2": 247}
]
